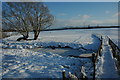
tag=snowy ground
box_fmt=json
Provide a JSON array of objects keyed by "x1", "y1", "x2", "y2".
[
  {"x1": 0, "y1": 28, "x2": 119, "y2": 79},
  {"x1": 2, "y1": 49, "x2": 83, "y2": 78},
  {"x1": 100, "y1": 37, "x2": 119, "y2": 78},
  {"x1": 3, "y1": 28, "x2": 119, "y2": 47},
  {"x1": 2, "y1": 31, "x2": 101, "y2": 51},
  {"x1": 96, "y1": 36, "x2": 119, "y2": 79}
]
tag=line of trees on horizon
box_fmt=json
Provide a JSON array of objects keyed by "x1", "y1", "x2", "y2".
[{"x1": 2, "y1": 25, "x2": 120, "y2": 32}]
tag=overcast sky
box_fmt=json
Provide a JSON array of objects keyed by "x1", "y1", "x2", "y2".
[{"x1": 44, "y1": 2, "x2": 119, "y2": 28}]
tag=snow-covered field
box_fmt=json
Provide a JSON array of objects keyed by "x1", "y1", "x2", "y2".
[
  {"x1": 2, "y1": 49, "x2": 83, "y2": 78},
  {"x1": 0, "y1": 28, "x2": 119, "y2": 79},
  {"x1": 2, "y1": 30, "x2": 102, "y2": 51},
  {"x1": 2, "y1": 28, "x2": 119, "y2": 48}
]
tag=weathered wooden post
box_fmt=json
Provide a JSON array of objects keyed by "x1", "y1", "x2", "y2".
[
  {"x1": 81, "y1": 66, "x2": 87, "y2": 79},
  {"x1": 99, "y1": 41, "x2": 102, "y2": 57},
  {"x1": 116, "y1": 48, "x2": 120, "y2": 66},
  {"x1": 101, "y1": 36, "x2": 103, "y2": 41},
  {"x1": 62, "y1": 70, "x2": 66, "y2": 80},
  {"x1": 118, "y1": 54, "x2": 120, "y2": 69},
  {"x1": 108, "y1": 38, "x2": 110, "y2": 45},
  {"x1": 92, "y1": 54, "x2": 95, "y2": 80}
]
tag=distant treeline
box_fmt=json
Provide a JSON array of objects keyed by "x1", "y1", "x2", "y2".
[
  {"x1": 2, "y1": 26, "x2": 120, "y2": 32},
  {"x1": 44, "y1": 26, "x2": 120, "y2": 31}
]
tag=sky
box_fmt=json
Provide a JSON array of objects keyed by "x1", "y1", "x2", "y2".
[
  {"x1": 1, "y1": 1, "x2": 119, "y2": 28},
  {"x1": 1, "y1": 0, "x2": 120, "y2": 2},
  {"x1": 44, "y1": 2, "x2": 119, "y2": 28}
]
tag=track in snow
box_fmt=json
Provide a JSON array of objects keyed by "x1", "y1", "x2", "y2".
[{"x1": 99, "y1": 36, "x2": 119, "y2": 79}]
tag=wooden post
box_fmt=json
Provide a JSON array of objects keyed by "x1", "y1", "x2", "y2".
[
  {"x1": 118, "y1": 54, "x2": 120, "y2": 66},
  {"x1": 81, "y1": 66, "x2": 87, "y2": 79},
  {"x1": 116, "y1": 48, "x2": 120, "y2": 65},
  {"x1": 101, "y1": 36, "x2": 102, "y2": 41},
  {"x1": 92, "y1": 54, "x2": 95, "y2": 80},
  {"x1": 62, "y1": 70, "x2": 66, "y2": 80},
  {"x1": 99, "y1": 41, "x2": 102, "y2": 56},
  {"x1": 108, "y1": 38, "x2": 110, "y2": 45}
]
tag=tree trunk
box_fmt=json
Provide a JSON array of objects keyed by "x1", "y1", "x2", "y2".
[
  {"x1": 23, "y1": 33, "x2": 29, "y2": 40},
  {"x1": 17, "y1": 32, "x2": 29, "y2": 41},
  {"x1": 33, "y1": 30, "x2": 40, "y2": 40}
]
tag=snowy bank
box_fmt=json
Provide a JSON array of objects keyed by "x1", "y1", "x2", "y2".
[
  {"x1": 1, "y1": 33, "x2": 101, "y2": 52},
  {"x1": 2, "y1": 49, "x2": 83, "y2": 78}
]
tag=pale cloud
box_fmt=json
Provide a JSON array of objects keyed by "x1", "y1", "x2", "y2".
[
  {"x1": 53, "y1": 18, "x2": 82, "y2": 27},
  {"x1": 91, "y1": 20, "x2": 103, "y2": 24},
  {"x1": 90, "y1": 19, "x2": 118, "y2": 25},
  {"x1": 82, "y1": 15, "x2": 91, "y2": 20},
  {"x1": 68, "y1": 14, "x2": 91, "y2": 26},
  {"x1": 112, "y1": 12, "x2": 120, "y2": 17},
  {"x1": 58, "y1": 13, "x2": 67, "y2": 16},
  {"x1": 52, "y1": 14, "x2": 117, "y2": 28},
  {"x1": 78, "y1": 14, "x2": 81, "y2": 17},
  {"x1": 105, "y1": 11, "x2": 110, "y2": 14},
  {"x1": 70, "y1": 14, "x2": 91, "y2": 25},
  {"x1": 105, "y1": 19, "x2": 118, "y2": 25}
]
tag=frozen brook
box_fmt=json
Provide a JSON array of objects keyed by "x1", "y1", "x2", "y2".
[{"x1": 99, "y1": 36, "x2": 119, "y2": 79}]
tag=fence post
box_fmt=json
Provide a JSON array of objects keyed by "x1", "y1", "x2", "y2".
[
  {"x1": 118, "y1": 54, "x2": 120, "y2": 67},
  {"x1": 101, "y1": 36, "x2": 103, "y2": 41},
  {"x1": 108, "y1": 38, "x2": 110, "y2": 45},
  {"x1": 92, "y1": 54, "x2": 95, "y2": 80},
  {"x1": 99, "y1": 41, "x2": 102, "y2": 56},
  {"x1": 62, "y1": 70, "x2": 66, "y2": 80},
  {"x1": 116, "y1": 48, "x2": 120, "y2": 65}
]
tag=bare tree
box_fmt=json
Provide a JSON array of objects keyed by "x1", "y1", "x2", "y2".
[
  {"x1": 27, "y1": 3, "x2": 54, "y2": 40},
  {"x1": 2, "y1": 2, "x2": 30, "y2": 41},
  {"x1": 2, "y1": 2, "x2": 54, "y2": 41}
]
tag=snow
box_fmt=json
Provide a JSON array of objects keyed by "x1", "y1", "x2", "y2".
[
  {"x1": 1, "y1": 28, "x2": 119, "y2": 79},
  {"x1": 0, "y1": 48, "x2": 2, "y2": 80},
  {"x1": 2, "y1": 28, "x2": 118, "y2": 47},
  {"x1": 1, "y1": 32, "x2": 102, "y2": 53},
  {"x1": 96, "y1": 36, "x2": 119, "y2": 79},
  {"x1": 2, "y1": 49, "x2": 83, "y2": 78}
]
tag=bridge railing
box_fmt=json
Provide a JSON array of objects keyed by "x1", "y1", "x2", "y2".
[
  {"x1": 108, "y1": 36, "x2": 120, "y2": 71},
  {"x1": 62, "y1": 36, "x2": 103, "y2": 80},
  {"x1": 81, "y1": 36, "x2": 103, "y2": 80}
]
